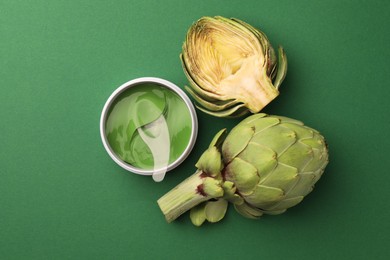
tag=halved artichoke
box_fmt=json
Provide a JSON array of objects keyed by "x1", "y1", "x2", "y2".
[{"x1": 181, "y1": 16, "x2": 287, "y2": 117}]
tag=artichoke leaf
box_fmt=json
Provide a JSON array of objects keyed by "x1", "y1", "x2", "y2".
[
  {"x1": 301, "y1": 144, "x2": 328, "y2": 173},
  {"x1": 195, "y1": 103, "x2": 248, "y2": 118},
  {"x1": 244, "y1": 184, "x2": 284, "y2": 208},
  {"x1": 301, "y1": 132, "x2": 327, "y2": 150},
  {"x1": 281, "y1": 123, "x2": 314, "y2": 140},
  {"x1": 278, "y1": 141, "x2": 314, "y2": 171},
  {"x1": 185, "y1": 86, "x2": 242, "y2": 111},
  {"x1": 236, "y1": 142, "x2": 277, "y2": 179},
  {"x1": 234, "y1": 202, "x2": 263, "y2": 219},
  {"x1": 252, "y1": 124, "x2": 297, "y2": 156},
  {"x1": 208, "y1": 128, "x2": 227, "y2": 149},
  {"x1": 205, "y1": 199, "x2": 228, "y2": 223},
  {"x1": 222, "y1": 181, "x2": 244, "y2": 205},
  {"x1": 222, "y1": 125, "x2": 254, "y2": 163},
  {"x1": 222, "y1": 181, "x2": 236, "y2": 195},
  {"x1": 190, "y1": 203, "x2": 207, "y2": 226},
  {"x1": 274, "y1": 115, "x2": 304, "y2": 125},
  {"x1": 285, "y1": 173, "x2": 316, "y2": 198},
  {"x1": 259, "y1": 163, "x2": 299, "y2": 192},
  {"x1": 250, "y1": 116, "x2": 280, "y2": 133},
  {"x1": 273, "y1": 46, "x2": 288, "y2": 89},
  {"x1": 183, "y1": 71, "x2": 222, "y2": 102},
  {"x1": 227, "y1": 194, "x2": 244, "y2": 205},
  {"x1": 228, "y1": 106, "x2": 251, "y2": 118},
  {"x1": 202, "y1": 177, "x2": 224, "y2": 198},
  {"x1": 195, "y1": 146, "x2": 223, "y2": 177},
  {"x1": 224, "y1": 157, "x2": 260, "y2": 194},
  {"x1": 265, "y1": 196, "x2": 304, "y2": 212},
  {"x1": 238, "y1": 113, "x2": 267, "y2": 125}
]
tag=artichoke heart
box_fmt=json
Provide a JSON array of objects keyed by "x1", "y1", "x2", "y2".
[
  {"x1": 181, "y1": 16, "x2": 287, "y2": 117},
  {"x1": 157, "y1": 114, "x2": 329, "y2": 226}
]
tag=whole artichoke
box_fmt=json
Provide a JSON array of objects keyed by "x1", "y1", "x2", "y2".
[
  {"x1": 157, "y1": 114, "x2": 329, "y2": 226},
  {"x1": 181, "y1": 16, "x2": 287, "y2": 118}
]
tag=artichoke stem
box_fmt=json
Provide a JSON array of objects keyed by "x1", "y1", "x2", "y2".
[{"x1": 157, "y1": 170, "x2": 210, "y2": 223}]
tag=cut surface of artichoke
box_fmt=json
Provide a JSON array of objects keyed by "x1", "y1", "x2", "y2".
[{"x1": 181, "y1": 16, "x2": 287, "y2": 117}]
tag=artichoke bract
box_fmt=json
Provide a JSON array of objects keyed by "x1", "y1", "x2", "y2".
[
  {"x1": 157, "y1": 114, "x2": 329, "y2": 226},
  {"x1": 181, "y1": 16, "x2": 287, "y2": 118}
]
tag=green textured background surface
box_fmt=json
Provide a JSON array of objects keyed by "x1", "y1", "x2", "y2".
[{"x1": 1, "y1": 0, "x2": 389, "y2": 259}]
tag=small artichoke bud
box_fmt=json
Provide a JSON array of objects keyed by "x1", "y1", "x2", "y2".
[{"x1": 201, "y1": 177, "x2": 224, "y2": 198}]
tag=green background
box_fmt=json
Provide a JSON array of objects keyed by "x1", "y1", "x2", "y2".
[{"x1": 1, "y1": 0, "x2": 389, "y2": 259}]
